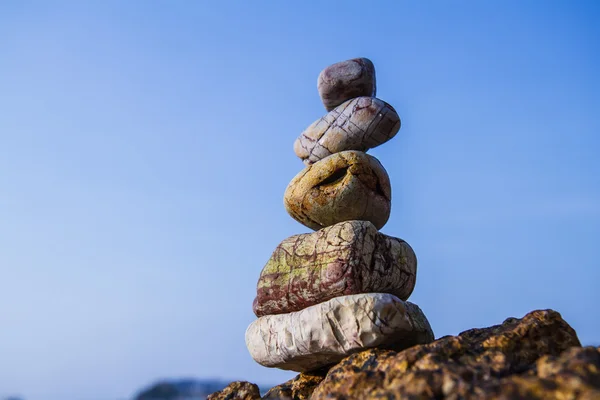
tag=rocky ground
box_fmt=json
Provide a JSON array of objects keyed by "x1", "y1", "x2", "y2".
[{"x1": 209, "y1": 309, "x2": 600, "y2": 399}]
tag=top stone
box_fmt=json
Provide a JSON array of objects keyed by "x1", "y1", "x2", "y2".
[{"x1": 318, "y1": 58, "x2": 376, "y2": 111}]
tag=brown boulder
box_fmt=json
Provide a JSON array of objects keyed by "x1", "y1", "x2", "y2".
[{"x1": 311, "y1": 309, "x2": 586, "y2": 399}]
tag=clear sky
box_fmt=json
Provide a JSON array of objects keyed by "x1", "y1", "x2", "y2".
[{"x1": 1, "y1": 1, "x2": 599, "y2": 399}]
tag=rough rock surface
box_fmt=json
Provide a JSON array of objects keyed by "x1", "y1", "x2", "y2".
[
  {"x1": 207, "y1": 381, "x2": 260, "y2": 400},
  {"x1": 294, "y1": 97, "x2": 400, "y2": 165},
  {"x1": 217, "y1": 309, "x2": 598, "y2": 399},
  {"x1": 309, "y1": 309, "x2": 584, "y2": 399},
  {"x1": 245, "y1": 293, "x2": 433, "y2": 372},
  {"x1": 262, "y1": 371, "x2": 326, "y2": 399},
  {"x1": 317, "y1": 58, "x2": 376, "y2": 111},
  {"x1": 253, "y1": 220, "x2": 417, "y2": 317},
  {"x1": 284, "y1": 151, "x2": 391, "y2": 231}
]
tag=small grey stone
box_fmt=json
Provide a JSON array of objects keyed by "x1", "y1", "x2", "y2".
[{"x1": 318, "y1": 58, "x2": 376, "y2": 111}]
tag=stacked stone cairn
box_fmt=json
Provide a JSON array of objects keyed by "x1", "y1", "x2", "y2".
[{"x1": 245, "y1": 58, "x2": 435, "y2": 372}]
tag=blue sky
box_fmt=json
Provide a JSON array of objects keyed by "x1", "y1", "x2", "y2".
[{"x1": 1, "y1": 1, "x2": 599, "y2": 399}]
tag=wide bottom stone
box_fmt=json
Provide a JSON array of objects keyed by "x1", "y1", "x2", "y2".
[{"x1": 245, "y1": 293, "x2": 434, "y2": 372}]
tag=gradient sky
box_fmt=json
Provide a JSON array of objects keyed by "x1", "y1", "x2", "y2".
[{"x1": 1, "y1": 1, "x2": 599, "y2": 399}]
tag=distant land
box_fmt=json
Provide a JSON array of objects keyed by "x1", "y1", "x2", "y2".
[{"x1": 2, "y1": 379, "x2": 272, "y2": 400}]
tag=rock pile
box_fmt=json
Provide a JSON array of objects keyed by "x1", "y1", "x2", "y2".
[
  {"x1": 212, "y1": 310, "x2": 599, "y2": 400},
  {"x1": 245, "y1": 58, "x2": 434, "y2": 373}
]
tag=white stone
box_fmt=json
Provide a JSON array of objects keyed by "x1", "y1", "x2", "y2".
[{"x1": 245, "y1": 293, "x2": 434, "y2": 372}]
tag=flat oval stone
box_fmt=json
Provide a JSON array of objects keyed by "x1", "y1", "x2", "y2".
[
  {"x1": 253, "y1": 220, "x2": 417, "y2": 317},
  {"x1": 294, "y1": 97, "x2": 401, "y2": 165},
  {"x1": 284, "y1": 151, "x2": 391, "y2": 231},
  {"x1": 245, "y1": 293, "x2": 434, "y2": 372},
  {"x1": 318, "y1": 58, "x2": 376, "y2": 111}
]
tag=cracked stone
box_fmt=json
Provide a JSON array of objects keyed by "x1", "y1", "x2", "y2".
[
  {"x1": 317, "y1": 58, "x2": 377, "y2": 111},
  {"x1": 294, "y1": 97, "x2": 400, "y2": 165},
  {"x1": 253, "y1": 220, "x2": 417, "y2": 317},
  {"x1": 245, "y1": 293, "x2": 434, "y2": 372},
  {"x1": 284, "y1": 151, "x2": 391, "y2": 231}
]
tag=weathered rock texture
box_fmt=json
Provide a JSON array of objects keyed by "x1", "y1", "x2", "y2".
[
  {"x1": 294, "y1": 97, "x2": 400, "y2": 165},
  {"x1": 245, "y1": 293, "x2": 433, "y2": 372},
  {"x1": 207, "y1": 381, "x2": 260, "y2": 400},
  {"x1": 284, "y1": 151, "x2": 391, "y2": 231},
  {"x1": 317, "y1": 58, "x2": 376, "y2": 111},
  {"x1": 215, "y1": 310, "x2": 598, "y2": 399},
  {"x1": 253, "y1": 220, "x2": 417, "y2": 317},
  {"x1": 262, "y1": 371, "x2": 326, "y2": 400}
]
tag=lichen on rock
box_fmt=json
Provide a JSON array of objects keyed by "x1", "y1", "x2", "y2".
[
  {"x1": 262, "y1": 371, "x2": 327, "y2": 399},
  {"x1": 253, "y1": 220, "x2": 417, "y2": 317},
  {"x1": 206, "y1": 381, "x2": 260, "y2": 400}
]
